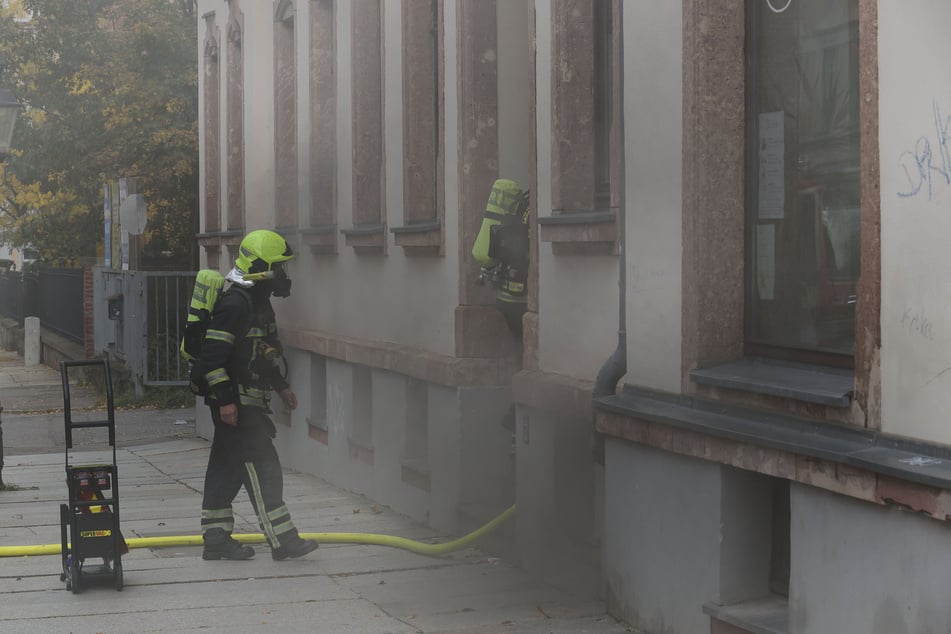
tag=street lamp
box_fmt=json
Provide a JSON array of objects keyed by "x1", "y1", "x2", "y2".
[{"x1": 0, "y1": 86, "x2": 19, "y2": 158}]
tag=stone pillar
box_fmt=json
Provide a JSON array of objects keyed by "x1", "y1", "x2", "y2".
[
  {"x1": 24, "y1": 316, "x2": 40, "y2": 366},
  {"x1": 455, "y1": 0, "x2": 507, "y2": 358}
]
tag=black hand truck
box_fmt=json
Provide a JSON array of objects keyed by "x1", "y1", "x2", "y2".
[{"x1": 58, "y1": 358, "x2": 124, "y2": 593}]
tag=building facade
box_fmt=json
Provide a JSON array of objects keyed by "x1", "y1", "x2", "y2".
[{"x1": 196, "y1": 1, "x2": 951, "y2": 632}]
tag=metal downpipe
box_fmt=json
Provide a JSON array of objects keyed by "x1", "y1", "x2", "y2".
[{"x1": 593, "y1": 0, "x2": 628, "y2": 450}]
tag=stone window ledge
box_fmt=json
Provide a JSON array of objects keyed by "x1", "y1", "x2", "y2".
[
  {"x1": 298, "y1": 224, "x2": 337, "y2": 254},
  {"x1": 512, "y1": 369, "x2": 594, "y2": 422},
  {"x1": 596, "y1": 386, "x2": 951, "y2": 491},
  {"x1": 703, "y1": 595, "x2": 789, "y2": 634},
  {"x1": 197, "y1": 230, "x2": 243, "y2": 248},
  {"x1": 282, "y1": 327, "x2": 516, "y2": 388},
  {"x1": 690, "y1": 357, "x2": 854, "y2": 408},
  {"x1": 391, "y1": 220, "x2": 441, "y2": 255},
  {"x1": 341, "y1": 223, "x2": 385, "y2": 253},
  {"x1": 538, "y1": 210, "x2": 617, "y2": 255}
]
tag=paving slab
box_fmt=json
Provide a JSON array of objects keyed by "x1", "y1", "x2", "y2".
[{"x1": 0, "y1": 350, "x2": 634, "y2": 633}]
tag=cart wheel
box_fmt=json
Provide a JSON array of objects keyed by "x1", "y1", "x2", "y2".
[
  {"x1": 114, "y1": 563, "x2": 123, "y2": 591},
  {"x1": 69, "y1": 558, "x2": 81, "y2": 594}
]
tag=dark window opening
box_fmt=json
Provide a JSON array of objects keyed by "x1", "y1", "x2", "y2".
[
  {"x1": 594, "y1": 0, "x2": 613, "y2": 206},
  {"x1": 745, "y1": 0, "x2": 860, "y2": 364}
]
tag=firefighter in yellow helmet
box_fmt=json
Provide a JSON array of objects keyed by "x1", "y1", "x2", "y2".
[{"x1": 194, "y1": 229, "x2": 318, "y2": 561}]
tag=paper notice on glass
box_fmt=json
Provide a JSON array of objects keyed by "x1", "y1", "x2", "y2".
[
  {"x1": 758, "y1": 111, "x2": 785, "y2": 220},
  {"x1": 756, "y1": 223, "x2": 775, "y2": 301}
]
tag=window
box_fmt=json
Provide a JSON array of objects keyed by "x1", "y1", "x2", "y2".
[
  {"x1": 274, "y1": 0, "x2": 298, "y2": 231},
  {"x1": 593, "y1": 0, "x2": 612, "y2": 204},
  {"x1": 202, "y1": 14, "x2": 220, "y2": 235},
  {"x1": 746, "y1": 0, "x2": 860, "y2": 359},
  {"x1": 394, "y1": 0, "x2": 443, "y2": 255},
  {"x1": 343, "y1": 0, "x2": 385, "y2": 252},
  {"x1": 226, "y1": 3, "x2": 245, "y2": 233},
  {"x1": 541, "y1": 0, "x2": 618, "y2": 254},
  {"x1": 306, "y1": 0, "x2": 337, "y2": 253}
]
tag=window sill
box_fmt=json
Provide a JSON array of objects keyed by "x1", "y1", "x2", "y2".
[
  {"x1": 538, "y1": 210, "x2": 617, "y2": 255},
  {"x1": 596, "y1": 386, "x2": 951, "y2": 491},
  {"x1": 391, "y1": 221, "x2": 441, "y2": 255},
  {"x1": 341, "y1": 223, "x2": 385, "y2": 253},
  {"x1": 703, "y1": 595, "x2": 789, "y2": 634},
  {"x1": 690, "y1": 358, "x2": 853, "y2": 408},
  {"x1": 196, "y1": 230, "x2": 243, "y2": 248},
  {"x1": 300, "y1": 224, "x2": 337, "y2": 254}
]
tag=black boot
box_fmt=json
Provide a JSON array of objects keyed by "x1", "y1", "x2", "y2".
[
  {"x1": 271, "y1": 532, "x2": 319, "y2": 561},
  {"x1": 203, "y1": 530, "x2": 255, "y2": 561}
]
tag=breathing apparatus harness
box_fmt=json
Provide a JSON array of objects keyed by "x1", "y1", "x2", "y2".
[
  {"x1": 181, "y1": 230, "x2": 294, "y2": 400},
  {"x1": 472, "y1": 179, "x2": 531, "y2": 303}
]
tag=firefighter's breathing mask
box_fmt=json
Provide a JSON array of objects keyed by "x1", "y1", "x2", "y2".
[{"x1": 242, "y1": 262, "x2": 292, "y2": 297}]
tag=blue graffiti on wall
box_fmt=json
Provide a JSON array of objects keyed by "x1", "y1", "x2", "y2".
[{"x1": 897, "y1": 99, "x2": 951, "y2": 200}]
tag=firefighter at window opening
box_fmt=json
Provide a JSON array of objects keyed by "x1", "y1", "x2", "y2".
[
  {"x1": 472, "y1": 178, "x2": 531, "y2": 341},
  {"x1": 193, "y1": 229, "x2": 319, "y2": 561}
]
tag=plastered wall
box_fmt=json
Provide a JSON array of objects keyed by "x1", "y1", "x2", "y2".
[
  {"x1": 623, "y1": 0, "x2": 683, "y2": 394},
  {"x1": 533, "y1": 0, "x2": 621, "y2": 380},
  {"x1": 199, "y1": 1, "x2": 462, "y2": 357},
  {"x1": 791, "y1": 483, "x2": 951, "y2": 633},
  {"x1": 879, "y1": 0, "x2": 951, "y2": 444}
]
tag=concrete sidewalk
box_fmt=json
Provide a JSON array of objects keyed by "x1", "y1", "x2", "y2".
[{"x1": 0, "y1": 351, "x2": 633, "y2": 633}]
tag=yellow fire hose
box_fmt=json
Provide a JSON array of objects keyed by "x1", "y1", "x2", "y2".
[{"x1": 0, "y1": 504, "x2": 515, "y2": 558}]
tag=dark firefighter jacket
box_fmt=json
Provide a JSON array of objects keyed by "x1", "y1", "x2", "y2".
[{"x1": 192, "y1": 285, "x2": 290, "y2": 410}]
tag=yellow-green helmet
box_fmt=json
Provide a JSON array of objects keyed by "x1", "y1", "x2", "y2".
[{"x1": 236, "y1": 229, "x2": 295, "y2": 275}]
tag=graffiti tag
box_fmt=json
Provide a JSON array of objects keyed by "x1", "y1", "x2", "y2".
[
  {"x1": 900, "y1": 307, "x2": 935, "y2": 340},
  {"x1": 897, "y1": 100, "x2": 951, "y2": 200}
]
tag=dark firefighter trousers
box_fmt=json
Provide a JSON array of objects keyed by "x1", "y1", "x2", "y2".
[{"x1": 201, "y1": 406, "x2": 300, "y2": 548}]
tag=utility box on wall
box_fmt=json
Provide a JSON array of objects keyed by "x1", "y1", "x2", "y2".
[{"x1": 107, "y1": 296, "x2": 122, "y2": 321}]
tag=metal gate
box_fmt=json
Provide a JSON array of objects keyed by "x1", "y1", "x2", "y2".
[
  {"x1": 95, "y1": 269, "x2": 196, "y2": 393},
  {"x1": 144, "y1": 272, "x2": 194, "y2": 386}
]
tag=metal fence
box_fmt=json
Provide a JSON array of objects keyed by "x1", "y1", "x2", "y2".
[
  {"x1": 0, "y1": 269, "x2": 82, "y2": 343},
  {"x1": 0, "y1": 267, "x2": 196, "y2": 393},
  {"x1": 0, "y1": 272, "x2": 26, "y2": 322},
  {"x1": 37, "y1": 269, "x2": 84, "y2": 343}
]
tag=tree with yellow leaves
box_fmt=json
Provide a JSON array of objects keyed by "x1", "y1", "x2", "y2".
[{"x1": 0, "y1": 0, "x2": 198, "y2": 268}]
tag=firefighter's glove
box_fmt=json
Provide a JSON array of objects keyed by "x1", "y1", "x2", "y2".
[
  {"x1": 219, "y1": 403, "x2": 238, "y2": 426},
  {"x1": 278, "y1": 388, "x2": 297, "y2": 411}
]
